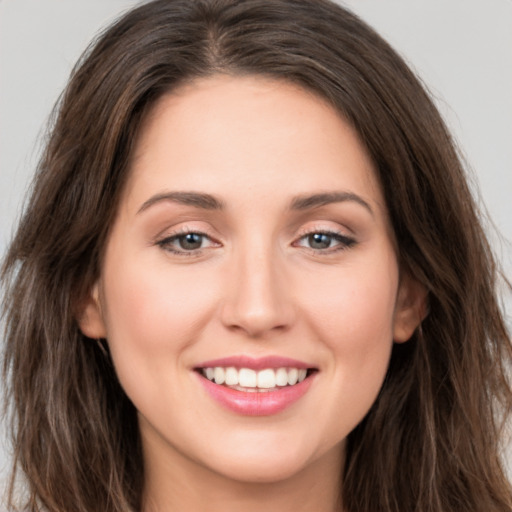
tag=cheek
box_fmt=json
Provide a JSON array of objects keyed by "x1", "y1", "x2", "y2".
[
  {"x1": 314, "y1": 274, "x2": 395, "y2": 374},
  {"x1": 99, "y1": 256, "x2": 219, "y2": 384},
  {"x1": 297, "y1": 255, "x2": 398, "y2": 426},
  {"x1": 301, "y1": 258, "x2": 398, "y2": 349}
]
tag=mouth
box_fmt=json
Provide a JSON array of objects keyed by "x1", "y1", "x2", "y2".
[
  {"x1": 193, "y1": 356, "x2": 318, "y2": 415},
  {"x1": 196, "y1": 366, "x2": 317, "y2": 392}
]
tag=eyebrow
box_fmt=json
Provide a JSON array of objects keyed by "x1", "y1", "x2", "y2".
[
  {"x1": 290, "y1": 191, "x2": 373, "y2": 215},
  {"x1": 137, "y1": 190, "x2": 373, "y2": 216},
  {"x1": 137, "y1": 191, "x2": 224, "y2": 214}
]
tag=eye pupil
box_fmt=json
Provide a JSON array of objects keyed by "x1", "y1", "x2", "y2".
[
  {"x1": 179, "y1": 233, "x2": 203, "y2": 250},
  {"x1": 308, "y1": 233, "x2": 332, "y2": 249}
]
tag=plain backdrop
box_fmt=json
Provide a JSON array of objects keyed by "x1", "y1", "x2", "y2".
[{"x1": 1, "y1": 0, "x2": 511, "y2": 496}]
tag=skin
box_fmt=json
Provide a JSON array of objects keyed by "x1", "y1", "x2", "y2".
[{"x1": 79, "y1": 75, "x2": 425, "y2": 512}]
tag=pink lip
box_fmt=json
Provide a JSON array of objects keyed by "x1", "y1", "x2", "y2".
[
  {"x1": 196, "y1": 355, "x2": 312, "y2": 370},
  {"x1": 196, "y1": 375, "x2": 315, "y2": 416},
  {"x1": 194, "y1": 355, "x2": 317, "y2": 416}
]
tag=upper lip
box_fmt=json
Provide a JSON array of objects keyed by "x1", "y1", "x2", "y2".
[{"x1": 195, "y1": 355, "x2": 315, "y2": 371}]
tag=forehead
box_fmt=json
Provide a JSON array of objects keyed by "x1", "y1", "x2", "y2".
[{"x1": 123, "y1": 74, "x2": 385, "y2": 215}]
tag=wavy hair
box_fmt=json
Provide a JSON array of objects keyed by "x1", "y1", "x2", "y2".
[{"x1": 2, "y1": 0, "x2": 511, "y2": 510}]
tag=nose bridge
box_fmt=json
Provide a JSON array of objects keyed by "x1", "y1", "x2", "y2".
[{"x1": 221, "y1": 234, "x2": 293, "y2": 337}]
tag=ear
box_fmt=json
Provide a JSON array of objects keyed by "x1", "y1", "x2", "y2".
[
  {"x1": 393, "y1": 272, "x2": 428, "y2": 343},
  {"x1": 76, "y1": 282, "x2": 107, "y2": 339}
]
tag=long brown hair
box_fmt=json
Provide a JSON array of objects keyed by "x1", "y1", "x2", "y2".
[{"x1": 2, "y1": 1, "x2": 511, "y2": 510}]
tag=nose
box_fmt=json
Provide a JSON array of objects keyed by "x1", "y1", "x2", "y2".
[{"x1": 220, "y1": 246, "x2": 295, "y2": 338}]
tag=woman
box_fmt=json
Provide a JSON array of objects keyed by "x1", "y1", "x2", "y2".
[{"x1": 2, "y1": 0, "x2": 511, "y2": 511}]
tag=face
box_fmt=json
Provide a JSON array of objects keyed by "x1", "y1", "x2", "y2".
[{"x1": 80, "y1": 75, "x2": 424, "y2": 487}]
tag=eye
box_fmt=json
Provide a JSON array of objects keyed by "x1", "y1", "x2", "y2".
[
  {"x1": 175, "y1": 232, "x2": 204, "y2": 250},
  {"x1": 157, "y1": 231, "x2": 219, "y2": 255},
  {"x1": 294, "y1": 231, "x2": 356, "y2": 252}
]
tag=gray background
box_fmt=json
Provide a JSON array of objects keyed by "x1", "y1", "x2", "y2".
[{"x1": 1, "y1": 0, "x2": 511, "y2": 496}]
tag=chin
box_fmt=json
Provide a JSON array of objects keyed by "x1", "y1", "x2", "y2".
[
  {"x1": 213, "y1": 456, "x2": 311, "y2": 485},
  {"x1": 203, "y1": 438, "x2": 337, "y2": 485}
]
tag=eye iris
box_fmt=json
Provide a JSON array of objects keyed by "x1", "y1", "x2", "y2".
[
  {"x1": 308, "y1": 233, "x2": 332, "y2": 249},
  {"x1": 179, "y1": 233, "x2": 203, "y2": 250}
]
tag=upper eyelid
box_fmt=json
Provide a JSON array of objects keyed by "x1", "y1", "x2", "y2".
[
  {"x1": 292, "y1": 224, "x2": 357, "y2": 248},
  {"x1": 156, "y1": 231, "x2": 220, "y2": 258},
  {"x1": 155, "y1": 226, "x2": 354, "y2": 240},
  {"x1": 158, "y1": 230, "x2": 219, "y2": 245},
  {"x1": 155, "y1": 223, "x2": 219, "y2": 241},
  {"x1": 294, "y1": 222, "x2": 353, "y2": 238},
  {"x1": 153, "y1": 222, "x2": 356, "y2": 246},
  {"x1": 294, "y1": 230, "x2": 355, "y2": 245}
]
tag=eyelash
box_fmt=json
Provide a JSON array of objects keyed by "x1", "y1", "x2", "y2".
[
  {"x1": 293, "y1": 229, "x2": 357, "y2": 254},
  {"x1": 156, "y1": 228, "x2": 357, "y2": 257},
  {"x1": 156, "y1": 228, "x2": 219, "y2": 257}
]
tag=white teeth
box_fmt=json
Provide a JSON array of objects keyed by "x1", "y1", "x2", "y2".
[
  {"x1": 287, "y1": 368, "x2": 299, "y2": 385},
  {"x1": 201, "y1": 366, "x2": 311, "y2": 390},
  {"x1": 275, "y1": 367, "x2": 288, "y2": 386},
  {"x1": 224, "y1": 367, "x2": 238, "y2": 386},
  {"x1": 257, "y1": 369, "x2": 276, "y2": 389},
  {"x1": 239, "y1": 368, "x2": 257, "y2": 387},
  {"x1": 213, "y1": 367, "x2": 225, "y2": 385}
]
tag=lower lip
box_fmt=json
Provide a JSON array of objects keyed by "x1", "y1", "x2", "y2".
[{"x1": 196, "y1": 372, "x2": 315, "y2": 416}]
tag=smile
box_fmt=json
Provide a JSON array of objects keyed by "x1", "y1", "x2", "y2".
[
  {"x1": 195, "y1": 356, "x2": 318, "y2": 415},
  {"x1": 200, "y1": 366, "x2": 309, "y2": 391}
]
